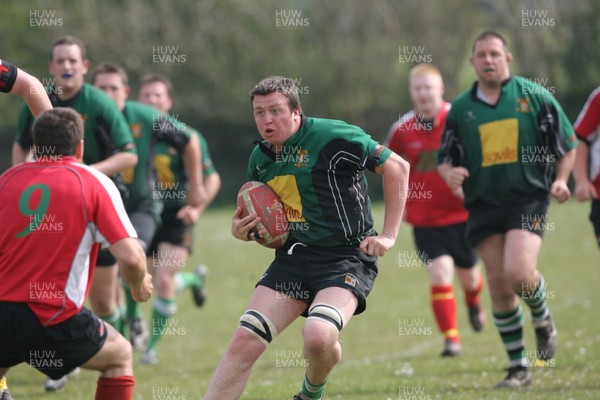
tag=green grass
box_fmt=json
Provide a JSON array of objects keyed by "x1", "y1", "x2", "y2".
[{"x1": 6, "y1": 200, "x2": 600, "y2": 399}]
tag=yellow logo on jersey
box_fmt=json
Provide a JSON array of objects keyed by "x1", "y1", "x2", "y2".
[
  {"x1": 267, "y1": 175, "x2": 305, "y2": 222},
  {"x1": 154, "y1": 154, "x2": 174, "y2": 184},
  {"x1": 516, "y1": 98, "x2": 531, "y2": 113},
  {"x1": 479, "y1": 118, "x2": 519, "y2": 167}
]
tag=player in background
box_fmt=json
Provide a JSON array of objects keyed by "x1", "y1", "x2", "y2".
[
  {"x1": 203, "y1": 76, "x2": 409, "y2": 400},
  {"x1": 386, "y1": 64, "x2": 486, "y2": 357},
  {"x1": 138, "y1": 74, "x2": 221, "y2": 365},
  {"x1": 91, "y1": 63, "x2": 206, "y2": 350},
  {"x1": 573, "y1": 86, "x2": 600, "y2": 244},
  {"x1": 0, "y1": 107, "x2": 153, "y2": 400},
  {"x1": 437, "y1": 31, "x2": 577, "y2": 387},
  {"x1": 0, "y1": 58, "x2": 53, "y2": 400},
  {"x1": 11, "y1": 35, "x2": 138, "y2": 392}
]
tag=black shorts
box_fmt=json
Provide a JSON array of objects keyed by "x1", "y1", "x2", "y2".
[
  {"x1": 148, "y1": 207, "x2": 195, "y2": 255},
  {"x1": 589, "y1": 199, "x2": 600, "y2": 246},
  {"x1": 96, "y1": 210, "x2": 157, "y2": 267},
  {"x1": 466, "y1": 194, "x2": 550, "y2": 248},
  {"x1": 0, "y1": 303, "x2": 107, "y2": 380},
  {"x1": 257, "y1": 242, "x2": 378, "y2": 316},
  {"x1": 413, "y1": 222, "x2": 478, "y2": 268}
]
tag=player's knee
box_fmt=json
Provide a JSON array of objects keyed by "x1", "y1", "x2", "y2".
[
  {"x1": 303, "y1": 304, "x2": 344, "y2": 351},
  {"x1": 92, "y1": 299, "x2": 115, "y2": 316},
  {"x1": 238, "y1": 309, "x2": 278, "y2": 347}
]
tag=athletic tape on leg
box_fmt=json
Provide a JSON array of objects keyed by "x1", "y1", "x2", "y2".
[
  {"x1": 239, "y1": 309, "x2": 278, "y2": 346},
  {"x1": 307, "y1": 303, "x2": 344, "y2": 331}
]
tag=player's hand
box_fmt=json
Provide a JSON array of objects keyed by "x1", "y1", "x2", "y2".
[
  {"x1": 441, "y1": 166, "x2": 469, "y2": 191},
  {"x1": 176, "y1": 205, "x2": 201, "y2": 225},
  {"x1": 130, "y1": 273, "x2": 153, "y2": 303},
  {"x1": 359, "y1": 234, "x2": 395, "y2": 257},
  {"x1": 550, "y1": 179, "x2": 571, "y2": 203},
  {"x1": 231, "y1": 207, "x2": 265, "y2": 241},
  {"x1": 574, "y1": 180, "x2": 598, "y2": 202}
]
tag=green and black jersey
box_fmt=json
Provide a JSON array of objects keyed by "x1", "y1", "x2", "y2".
[
  {"x1": 247, "y1": 116, "x2": 391, "y2": 248},
  {"x1": 16, "y1": 82, "x2": 136, "y2": 165},
  {"x1": 154, "y1": 123, "x2": 216, "y2": 211},
  {"x1": 121, "y1": 100, "x2": 191, "y2": 213},
  {"x1": 438, "y1": 76, "x2": 577, "y2": 207}
]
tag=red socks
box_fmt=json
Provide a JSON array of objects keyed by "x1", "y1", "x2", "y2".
[
  {"x1": 431, "y1": 285, "x2": 459, "y2": 342},
  {"x1": 96, "y1": 376, "x2": 135, "y2": 400},
  {"x1": 464, "y1": 276, "x2": 483, "y2": 307}
]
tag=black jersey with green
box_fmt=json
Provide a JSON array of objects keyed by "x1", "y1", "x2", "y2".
[
  {"x1": 438, "y1": 76, "x2": 577, "y2": 207},
  {"x1": 153, "y1": 124, "x2": 216, "y2": 211},
  {"x1": 247, "y1": 116, "x2": 391, "y2": 248},
  {"x1": 121, "y1": 100, "x2": 191, "y2": 213},
  {"x1": 16, "y1": 82, "x2": 136, "y2": 165}
]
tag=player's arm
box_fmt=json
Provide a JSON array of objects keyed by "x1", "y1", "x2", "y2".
[
  {"x1": 91, "y1": 151, "x2": 138, "y2": 176},
  {"x1": 181, "y1": 132, "x2": 206, "y2": 208},
  {"x1": 90, "y1": 110, "x2": 138, "y2": 175},
  {"x1": 573, "y1": 139, "x2": 597, "y2": 201},
  {"x1": 550, "y1": 147, "x2": 575, "y2": 203},
  {"x1": 1, "y1": 60, "x2": 52, "y2": 117},
  {"x1": 360, "y1": 150, "x2": 410, "y2": 257},
  {"x1": 437, "y1": 118, "x2": 469, "y2": 199},
  {"x1": 109, "y1": 237, "x2": 152, "y2": 302}
]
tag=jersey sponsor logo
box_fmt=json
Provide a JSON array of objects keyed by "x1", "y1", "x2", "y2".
[
  {"x1": 479, "y1": 118, "x2": 519, "y2": 167},
  {"x1": 154, "y1": 154, "x2": 175, "y2": 184},
  {"x1": 267, "y1": 175, "x2": 306, "y2": 222}
]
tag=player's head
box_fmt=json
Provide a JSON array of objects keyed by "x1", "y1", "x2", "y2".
[
  {"x1": 138, "y1": 73, "x2": 173, "y2": 114},
  {"x1": 49, "y1": 35, "x2": 89, "y2": 98},
  {"x1": 249, "y1": 76, "x2": 303, "y2": 147},
  {"x1": 408, "y1": 64, "x2": 444, "y2": 117},
  {"x1": 33, "y1": 107, "x2": 84, "y2": 160},
  {"x1": 469, "y1": 31, "x2": 512, "y2": 88},
  {"x1": 91, "y1": 62, "x2": 130, "y2": 111}
]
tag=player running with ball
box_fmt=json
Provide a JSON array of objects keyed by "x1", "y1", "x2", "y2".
[{"x1": 203, "y1": 76, "x2": 409, "y2": 400}]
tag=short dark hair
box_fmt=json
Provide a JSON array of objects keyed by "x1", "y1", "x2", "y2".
[
  {"x1": 51, "y1": 35, "x2": 87, "y2": 60},
  {"x1": 139, "y1": 73, "x2": 173, "y2": 96},
  {"x1": 249, "y1": 76, "x2": 302, "y2": 113},
  {"x1": 472, "y1": 31, "x2": 508, "y2": 54},
  {"x1": 91, "y1": 62, "x2": 129, "y2": 86},
  {"x1": 33, "y1": 108, "x2": 83, "y2": 156}
]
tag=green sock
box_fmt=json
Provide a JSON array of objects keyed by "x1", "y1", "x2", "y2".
[
  {"x1": 123, "y1": 281, "x2": 141, "y2": 320},
  {"x1": 101, "y1": 308, "x2": 125, "y2": 334},
  {"x1": 147, "y1": 297, "x2": 177, "y2": 352},
  {"x1": 494, "y1": 305, "x2": 526, "y2": 367},
  {"x1": 522, "y1": 275, "x2": 550, "y2": 323},
  {"x1": 175, "y1": 271, "x2": 201, "y2": 293},
  {"x1": 301, "y1": 375, "x2": 326, "y2": 400}
]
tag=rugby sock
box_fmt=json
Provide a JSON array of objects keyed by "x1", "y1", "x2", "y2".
[
  {"x1": 431, "y1": 285, "x2": 459, "y2": 342},
  {"x1": 96, "y1": 376, "x2": 134, "y2": 400},
  {"x1": 464, "y1": 275, "x2": 483, "y2": 306},
  {"x1": 522, "y1": 275, "x2": 550, "y2": 323},
  {"x1": 102, "y1": 308, "x2": 124, "y2": 333},
  {"x1": 174, "y1": 271, "x2": 201, "y2": 293},
  {"x1": 301, "y1": 375, "x2": 326, "y2": 400},
  {"x1": 122, "y1": 282, "x2": 142, "y2": 320},
  {"x1": 494, "y1": 305, "x2": 526, "y2": 367},
  {"x1": 147, "y1": 297, "x2": 177, "y2": 351}
]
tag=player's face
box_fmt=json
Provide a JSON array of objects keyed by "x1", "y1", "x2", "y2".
[
  {"x1": 409, "y1": 73, "x2": 444, "y2": 117},
  {"x1": 93, "y1": 72, "x2": 129, "y2": 111},
  {"x1": 470, "y1": 37, "x2": 513, "y2": 87},
  {"x1": 252, "y1": 92, "x2": 301, "y2": 147},
  {"x1": 49, "y1": 44, "x2": 89, "y2": 97},
  {"x1": 138, "y1": 81, "x2": 172, "y2": 114}
]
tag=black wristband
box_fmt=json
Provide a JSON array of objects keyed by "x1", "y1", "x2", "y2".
[{"x1": 0, "y1": 60, "x2": 18, "y2": 93}]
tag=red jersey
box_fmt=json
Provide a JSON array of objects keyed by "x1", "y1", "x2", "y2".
[
  {"x1": 574, "y1": 86, "x2": 600, "y2": 194},
  {"x1": 0, "y1": 157, "x2": 136, "y2": 326},
  {"x1": 386, "y1": 102, "x2": 468, "y2": 227}
]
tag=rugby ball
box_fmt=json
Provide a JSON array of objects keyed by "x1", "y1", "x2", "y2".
[{"x1": 237, "y1": 181, "x2": 289, "y2": 249}]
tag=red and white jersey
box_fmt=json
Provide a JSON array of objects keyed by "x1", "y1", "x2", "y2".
[
  {"x1": 574, "y1": 86, "x2": 600, "y2": 194},
  {"x1": 386, "y1": 102, "x2": 468, "y2": 227},
  {"x1": 0, "y1": 156, "x2": 137, "y2": 326}
]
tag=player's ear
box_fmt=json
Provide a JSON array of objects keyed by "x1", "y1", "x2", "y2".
[
  {"x1": 76, "y1": 140, "x2": 84, "y2": 162},
  {"x1": 506, "y1": 52, "x2": 513, "y2": 64},
  {"x1": 125, "y1": 85, "x2": 131, "y2": 99}
]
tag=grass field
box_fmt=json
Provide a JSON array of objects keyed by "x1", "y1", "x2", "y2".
[{"x1": 6, "y1": 199, "x2": 600, "y2": 399}]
